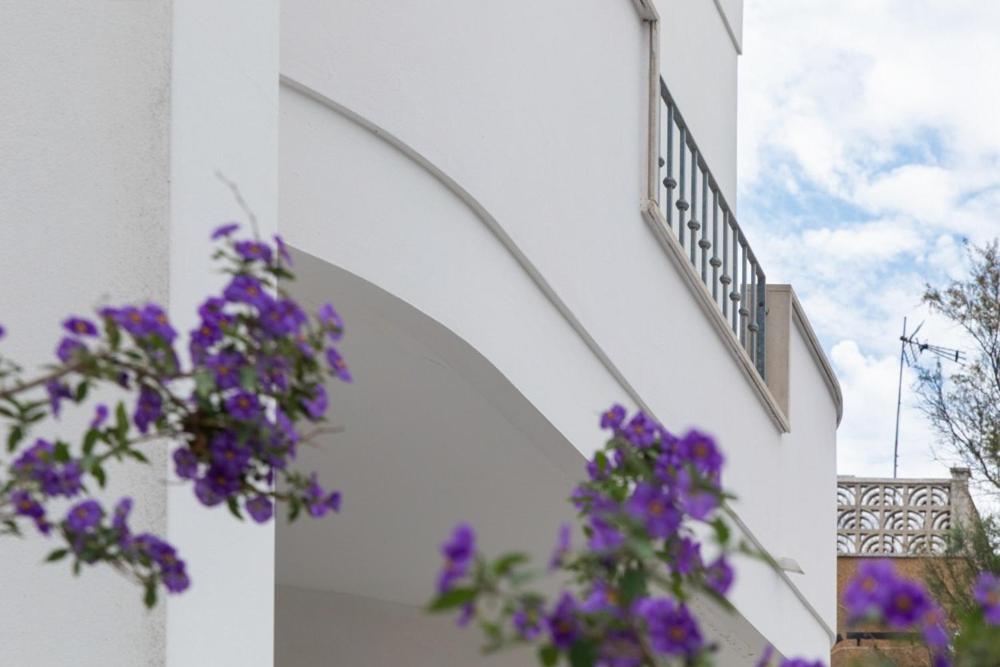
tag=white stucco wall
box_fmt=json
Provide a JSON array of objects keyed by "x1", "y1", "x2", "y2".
[
  {"x1": 0, "y1": 2, "x2": 278, "y2": 666},
  {"x1": 0, "y1": 4, "x2": 172, "y2": 665}
]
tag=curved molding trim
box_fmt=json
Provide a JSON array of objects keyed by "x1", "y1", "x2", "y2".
[
  {"x1": 711, "y1": 0, "x2": 743, "y2": 54},
  {"x1": 641, "y1": 199, "x2": 791, "y2": 433},
  {"x1": 279, "y1": 73, "x2": 830, "y2": 643}
]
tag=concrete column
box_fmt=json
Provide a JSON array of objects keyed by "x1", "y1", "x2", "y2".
[{"x1": 165, "y1": 2, "x2": 279, "y2": 666}]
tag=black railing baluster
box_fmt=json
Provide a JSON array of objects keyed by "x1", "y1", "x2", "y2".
[
  {"x1": 730, "y1": 218, "x2": 740, "y2": 335},
  {"x1": 677, "y1": 126, "x2": 688, "y2": 247},
  {"x1": 689, "y1": 151, "x2": 699, "y2": 265},
  {"x1": 721, "y1": 209, "x2": 730, "y2": 318},
  {"x1": 664, "y1": 104, "x2": 675, "y2": 228},
  {"x1": 710, "y1": 189, "x2": 721, "y2": 303},
  {"x1": 739, "y1": 239, "x2": 749, "y2": 349},
  {"x1": 699, "y1": 172, "x2": 709, "y2": 283}
]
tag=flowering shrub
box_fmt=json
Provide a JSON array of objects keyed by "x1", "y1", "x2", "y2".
[
  {"x1": 843, "y1": 560, "x2": 1000, "y2": 666},
  {"x1": 430, "y1": 405, "x2": 823, "y2": 667},
  {"x1": 0, "y1": 224, "x2": 347, "y2": 606}
]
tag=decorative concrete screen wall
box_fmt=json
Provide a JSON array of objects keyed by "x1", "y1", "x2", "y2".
[{"x1": 836, "y1": 469, "x2": 973, "y2": 556}]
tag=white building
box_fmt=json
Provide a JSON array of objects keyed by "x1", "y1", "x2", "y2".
[{"x1": 0, "y1": 2, "x2": 841, "y2": 665}]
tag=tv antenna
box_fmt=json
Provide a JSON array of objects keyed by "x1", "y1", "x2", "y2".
[{"x1": 892, "y1": 317, "x2": 964, "y2": 478}]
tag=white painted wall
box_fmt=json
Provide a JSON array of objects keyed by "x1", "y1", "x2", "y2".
[
  {"x1": 0, "y1": 3, "x2": 171, "y2": 664},
  {"x1": 0, "y1": 2, "x2": 279, "y2": 665},
  {"x1": 278, "y1": 20, "x2": 838, "y2": 649}
]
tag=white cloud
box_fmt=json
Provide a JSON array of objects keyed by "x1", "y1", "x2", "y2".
[{"x1": 738, "y1": 0, "x2": 1000, "y2": 501}]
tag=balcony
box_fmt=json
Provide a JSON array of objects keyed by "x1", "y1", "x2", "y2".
[{"x1": 654, "y1": 79, "x2": 767, "y2": 379}]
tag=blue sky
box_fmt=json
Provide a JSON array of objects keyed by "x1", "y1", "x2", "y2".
[{"x1": 737, "y1": 1, "x2": 1000, "y2": 490}]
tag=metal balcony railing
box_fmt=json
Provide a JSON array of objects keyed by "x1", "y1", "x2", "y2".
[{"x1": 657, "y1": 80, "x2": 766, "y2": 378}]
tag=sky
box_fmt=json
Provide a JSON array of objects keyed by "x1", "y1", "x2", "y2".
[{"x1": 736, "y1": 1, "x2": 1000, "y2": 495}]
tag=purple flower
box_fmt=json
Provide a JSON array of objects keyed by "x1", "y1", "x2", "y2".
[
  {"x1": 437, "y1": 523, "x2": 475, "y2": 594},
  {"x1": 679, "y1": 430, "x2": 723, "y2": 480},
  {"x1": 326, "y1": 347, "x2": 352, "y2": 382},
  {"x1": 257, "y1": 355, "x2": 289, "y2": 392},
  {"x1": 211, "y1": 222, "x2": 240, "y2": 239},
  {"x1": 598, "y1": 630, "x2": 645, "y2": 667},
  {"x1": 588, "y1": 514, "x2": 624, "y2": 552},
  {"x1": 235, "y1": 240, "x2": 273, "y2": 263},
  {"x1": 191, "y1": 319, "x2": 223, "y2": 349},
  {"x1": 225, "y1": 390, "x2": 262, "y2": 421},
  {"x1": 203, "y1": 465, "x2": 241, "y2": 497},
  {"x1": 677, "y1": 468, "x2": 718, "y2": 520},
  {"x1": 194, "y1": 478, "x2": 225, "y2": 507},
  {"x1": 55, "y1": 336, "x2": 85, "y2": 363},
  {"x1": 0, "y1": 323, "x2": 5, "y2": 339},
  {"x1": 206, "y1": 351, "x2": 245, "y2": 390},
  {"x1": 318, "y1": 303, "x2": 344, "y2": 340},
  {"x1": 65, "y1": 499, "x2": 103, "y2": 533},
  {"x1": 513, "y1": 605, "x2": 544, "y2": 640},
  {"x1": 260, "y1": 299, "x2": 306, "y2": 336},
  {"x1": 600, "y1": 404, "x2": 626, "y2": 431},
  {"x1": 975, "y1": 572, "x2": 1000, "y2": 625},
  {"x1": 304, "y1": 473, "x2": 341, "y2": 518},
  {"x1": 844, "y1": 560, "x2": 897, "y2": 621},
  {"x1": 457, "y1": 602, "x2": 475, "y2": 627},
  {"x1": 623, "y1": 411, "x2": 658, "y2": 447},
  {"x1": 134, "y1": 385, "x2": 163, "y2": 433},
  {"x1": 705, "y1": 556, "x2": 734, "y2": 596},
  {"x1": 274, "y1": 234, "x2": 293, "y2": 265},
  {"x1": 921, "y1": 604, "x2": 950, "y2": 649},
  {"x1": 141, "y1": 303, "x2": 177, "y2": 342},
  {"x1": 11, "y1": 490, "x2": 50, "y2": 534},
  {"x1": 672, "y1": 537, "x2": 702, "y2": 576},
  {"x1": 198, "y1": 297, "x2": 228, "y2": 322},
  {"x1": 780, "y1": 661, "x2": 826, "y2": 667},
  {"x1": 172, "y1": 448, "x2": 200, "y2": 480},
  {"x1": 754, "y1": 645, "x2": 774, "y2": 667},
  {"x1": 163, "y1": 568, "x2": 191, "y2": 594},
  {"x1": 223, "y1": 274, "x2": 271, "y2": 309},
  {"x1": 246, "y1": 495, "x2": 273, "y2": 523},
  {"x1": 90, "y1": 404, "x2": 108, "y2": 429},
  {"x1": 581, "y1": 581, "x2": 619, "y2": 614},
  {"x1": 626, "y1": 482, "x2": 680, "y2": 539},
  {"x1": 55, "y1": 461, "x2": 83, "y2": 497},
  {"x1": 209, "y1": 431, "x2": 251, "y2": 475},
  {"x1": 549, "y1": 522, "x2": 571, "y2": 570},
  {"x1": 883, "y1": 579, "x2": 931, "y2": 627},
  {"x1": 63, "y1": 317, "x2": 98, "y2": 337},
  {"x1": 301, "y1": 384, "x2": 328, "y2": 420},
  {"x1": 45, "y1": 379, "x2": 72, "y2": 417},
  {"x1": 636, "y1": 598, "x2": 702, "y2": 657},
  {"x1": 547, "y1": 592, "x2": 580, "y2": 649}
]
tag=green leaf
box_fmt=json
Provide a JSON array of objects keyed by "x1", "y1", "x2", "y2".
[
  {"x1": 83, "y1": 429, "x2": 100, "y2": 456},
  {"x1": 194, "y1": 370, "x2": 215, "y2": 400},
  {"x1": 427, "y1": 587, "x2": 476, "y2": 612},
  {"x1": 538, "y1": 645, "x2": 560, "y2": 667},
  {"x1": 226, "y1": 496, "x2": 244, "y2": 521},
  {"x1": 45, "y1": 548, "x2": 69, "y2": 562},
  {"x1": 127, "y1": 448, "x2": 150, "y2": 464},
  {"x1": 568, "y1": 640, "x2": 598, "y2": 667},
  {"x1": 7, "y1": 425, "x2": 23, "y2": 452},
  {"x1": 492, "y1": 552, "x2": 530, "y2": 577},
  {"x1": 105, "y1": 318, "x2": 121, "y2": 350},
  {"x1": 619, "y1": 568, "x2": 647, "y2": 604},
  {"x1": 239, "y1": 365, "x2": 258, "y2": 391},
  {"x1": 74, "y1": 381, "x2": 89, "y2": 402},
  {"x1": 91, "y1": 464, "x2": 107, "y2": 488},
  {"x1": 711, "y1": 517, "x2": 731, "y2": 546},
  {"x1": 144, "y1": 582, "x2": 157, "y2": 608},
  {"x1": 114, "y1": 403, "x2": 129, "y2": 439},
  {"x1": 53, "y1": 440, "x2": 71, "y2": 463}
]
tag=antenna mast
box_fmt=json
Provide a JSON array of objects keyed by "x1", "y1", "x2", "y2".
[{"x1": 891, "y1": 317, "x2": 964, "y2": 478}]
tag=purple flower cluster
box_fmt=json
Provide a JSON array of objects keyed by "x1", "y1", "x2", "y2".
[
  {"x1": 11, "y1": 439, "x2": 83, "y2": 500},
  {"x1": 843, "y1": 560, "x2": 950, "y2": 662}
]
